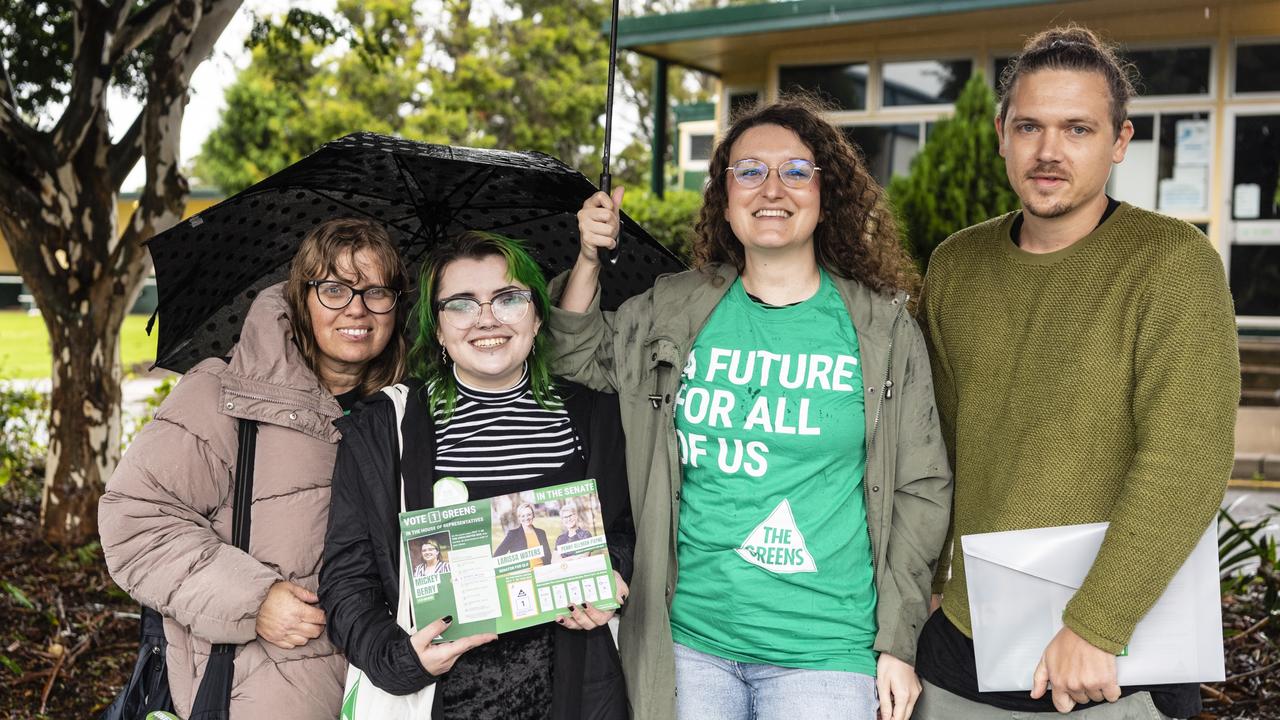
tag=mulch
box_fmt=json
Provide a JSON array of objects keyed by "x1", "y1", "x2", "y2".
[{"x1": 0, "y1": 493, "x2": 136, "y2": 719}]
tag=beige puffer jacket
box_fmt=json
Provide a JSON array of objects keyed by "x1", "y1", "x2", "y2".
[{"x1": 100, "y1": 283, "x2": 347, "y2": 719}]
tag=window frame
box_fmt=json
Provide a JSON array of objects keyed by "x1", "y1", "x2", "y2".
[
  {"x1": 876, "y1": 56, "x2": 978, "y2": 110},
  {"x1": 1230, "y1": 37, "x2": 1280, "y2": 99}
]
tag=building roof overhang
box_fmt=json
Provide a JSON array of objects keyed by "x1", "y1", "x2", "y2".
[{"x1": 610, "y1": 0, "x2": 1066, "y2": 74}]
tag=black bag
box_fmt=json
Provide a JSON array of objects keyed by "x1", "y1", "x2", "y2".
[
  {"x1": 100, "y1": 419, "x2": 258, "y2": 720},
  {"x1": 97, "y1": 605, "x2": 173, "y2": 720}
]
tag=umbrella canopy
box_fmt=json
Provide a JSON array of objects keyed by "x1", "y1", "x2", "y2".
[{"x1": 147, "y1": 133, "x2": 685, "y2": 373}]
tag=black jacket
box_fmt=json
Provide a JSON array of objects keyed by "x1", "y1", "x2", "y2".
[{"x1": 319, "y1": 379, "x2": 634, "y2": 719}]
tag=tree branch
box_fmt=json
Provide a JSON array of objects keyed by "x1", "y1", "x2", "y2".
[
  {"x1": 108, "y1": 0, "x2": 242, "y2": 272},
  {"x1": 108, "y1": 111, "x2": 145, "y2": 191},
  {"x1": 50, "y1": 3, "x2": 122, "y2": 161},
  {"x1": 111, "y1": 0, "x2": 177, "y2": 64},
  {"x1": 0, "y1": 51, "x2": 38, "y2": 148}
]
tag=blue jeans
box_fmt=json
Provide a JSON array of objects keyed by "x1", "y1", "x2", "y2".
[{"x1": 674, "y1": 642, "x2": 878, "y2": 720}]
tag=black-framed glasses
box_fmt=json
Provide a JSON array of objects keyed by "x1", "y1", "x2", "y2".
[
  {"x1": 306, "y1": 280, "x2": 401, "y2": 314},
  {"x1": 726, "y1": 158, "x2": 821, "y2": 188},
  {"x1": 436, "y1": 289, "x2": 533, "y2": 329}
]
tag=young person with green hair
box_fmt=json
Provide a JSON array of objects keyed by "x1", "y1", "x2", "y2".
[{"x1": 320, "y1": 231, "x2": 634, "y2": 720}]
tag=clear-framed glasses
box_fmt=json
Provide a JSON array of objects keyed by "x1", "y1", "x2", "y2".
[
  {"x1": 437, "y1": 289, "x2": 534, "y2": 329},
  {"x1": 726, "y1": 158, "x2": 821, "y2": 189},
  {"x1": 306, "y1": 280, "x2": 401, "y2": 314}
]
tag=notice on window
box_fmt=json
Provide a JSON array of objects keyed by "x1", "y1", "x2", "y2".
[
  {"x1": 1174, "y1": 119, "x2": 1211, "y2": 167},
  {"x1": 1159, "y1": 166, "x2": 1207, "y2": 214},
  {"x1": 399, "y1": 479, "x2": 619, "y2": 641},
  {"x1": 1234, "y1": 183, "x2": 1262, "y2": 219}
]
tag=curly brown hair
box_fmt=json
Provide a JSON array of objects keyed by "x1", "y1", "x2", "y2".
[{"x1": 692, "y1": 93, "x2": 919, "y2": 296}]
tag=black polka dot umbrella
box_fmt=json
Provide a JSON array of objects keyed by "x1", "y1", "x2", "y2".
[{"x1": 145, "y1": 132, "x2": 686, "y2": 373}]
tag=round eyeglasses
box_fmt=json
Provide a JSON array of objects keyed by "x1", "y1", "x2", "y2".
[
  {"x1": 306, "y1": 280, "x2": 401, "y2": 314},
  {"x1": 726, "y1": 158, "x2": 821, "y2": 189},
  {"x1": 436, "y1": 289, "x2": 534, "y2": 329}
]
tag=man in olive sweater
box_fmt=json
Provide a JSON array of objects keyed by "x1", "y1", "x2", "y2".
[{"x1": 915, "y1": 26, "x2": 1239, "y2": 719}]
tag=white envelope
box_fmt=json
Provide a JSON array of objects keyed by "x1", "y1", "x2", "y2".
[{"x1": 961, "y1": 521, "x2": 1224, "y2": 692}]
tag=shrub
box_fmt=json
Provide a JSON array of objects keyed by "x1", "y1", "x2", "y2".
[
  {"x1": 0, "y1": 383, "x2": 49, "y2": 503},
  {"x1": 622, "y1": 188, "x2": 702, "y2": 264},
  {"x1": 886, "y1": 73, "x2": 1020, "y2": 269}
]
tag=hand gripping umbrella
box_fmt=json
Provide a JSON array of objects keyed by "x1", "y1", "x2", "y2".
[
  {"x1": 145, "y1": 133, "x2": 684, "y2": 373},
  {"x1": 597, "y1": 0, "x2": 622, "y2": 265}
]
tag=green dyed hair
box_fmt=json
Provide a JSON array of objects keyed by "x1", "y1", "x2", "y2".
[{"x1": 408, "y1": 231, "x2": 559, "y2": 420}]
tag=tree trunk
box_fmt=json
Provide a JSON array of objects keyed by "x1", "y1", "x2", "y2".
[
  {"x1": 0, "y1": 0, "x2": 242, "y2": 547},
  {"x1": 0, "y1": 121, "x2": 146, "y2": 546}
]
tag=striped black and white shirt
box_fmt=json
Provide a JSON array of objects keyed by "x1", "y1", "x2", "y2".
[{"x1": 432, "y1": 370, "x2": 579, "y2": 483}]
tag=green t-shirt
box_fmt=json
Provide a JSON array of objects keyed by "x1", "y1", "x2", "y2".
[{"x1": 669, "y1": 271, "x2": 877, "y2": 675}]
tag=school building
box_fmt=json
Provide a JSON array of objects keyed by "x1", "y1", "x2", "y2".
[{"x1": 630, "y1": 0, "x2": 1279, "y2": 328}]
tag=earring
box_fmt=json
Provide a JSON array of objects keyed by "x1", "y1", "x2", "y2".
[{"x1": 441, "y1": 346, "x2": 449, "y2": 364}]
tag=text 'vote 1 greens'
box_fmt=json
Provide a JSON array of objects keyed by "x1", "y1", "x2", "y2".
[{"x1": 399, "y1": 479, "x2": 619, "y2": 640}]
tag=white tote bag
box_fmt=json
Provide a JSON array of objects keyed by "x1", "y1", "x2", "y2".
[{"x1": 340, "y1": 385, "x2": 437, "y2": 719}]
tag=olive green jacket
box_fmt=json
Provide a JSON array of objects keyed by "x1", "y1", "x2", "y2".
[{"x1": 548, "y1": 263, "x2": 952, "y2": 720}]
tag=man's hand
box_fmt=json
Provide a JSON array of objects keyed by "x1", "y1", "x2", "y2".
[
  {"x1": 410, "y1": 617, "x2": 497, "y2": 675},
  {"x1": 876, "y1": 653, "x2": 921, "y2": 720},
  {"x1": 255, "y1": 580, "x2": 326, "y2": 649},
  {"x1": 1030, "y1": 626, "x2": 1121, "y2": 713}
]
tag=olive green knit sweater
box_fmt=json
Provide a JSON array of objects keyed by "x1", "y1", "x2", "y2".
[{"x1": 920, "y1": 203, "x2": 1239, "y2": 654}]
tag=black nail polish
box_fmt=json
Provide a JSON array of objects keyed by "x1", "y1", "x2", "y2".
[
  {"x1": 583, "y1": 601, "x2": 590, "y2": 608},
  {"x1": 567, "y1": 604, "x2": 575, "y2": 611},
  {"x1": 443, "y1": 615, "x2": 453, "y2": 624}
]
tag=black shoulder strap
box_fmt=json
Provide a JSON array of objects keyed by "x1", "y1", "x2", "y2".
[
  {"x1": 231, "y1": 418, "x2": 258, "y2": 550},
  {"x1": 189, "y1": 417, "x2": 258, "y2": 720}
]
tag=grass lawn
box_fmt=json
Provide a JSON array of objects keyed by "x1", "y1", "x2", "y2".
[{"x1": 0, "y1": 311, "x2": 157, "y2": 379}]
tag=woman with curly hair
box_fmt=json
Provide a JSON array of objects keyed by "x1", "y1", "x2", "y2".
[{"x1": 551, "y1": 96, "x2": 953, "y2": 720}]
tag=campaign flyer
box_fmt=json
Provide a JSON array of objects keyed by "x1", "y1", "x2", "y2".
[{"x1": 398, "y1": 479, "x2": 619, "y2": 641}]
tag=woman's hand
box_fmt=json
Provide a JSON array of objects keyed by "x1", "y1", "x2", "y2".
[
  {"x1": 409, "y1": 617, "x2": 498, "y2": 675},
  {"x1": 876, "y1": 652, "x2": 922, "y2": 720},
  {"x1": 576, "y1": 188, "x2": 625, "y2": 266},
  {"x1": 562, "y1": 188, "x2": 624, "y2": 313},
  {"x1": 255, "y1": 580, "x2": 327, "y2": 649},
  {"x1": 558, "y1": 571, "x2": 628, "y2": 631}
]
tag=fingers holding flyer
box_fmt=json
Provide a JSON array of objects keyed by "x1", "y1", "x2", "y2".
[
  {"x1": 558, "y1": 571, "x2": 628, "y2": 631},
  {"x1": 409, "y1": 617, "x2": 498, "y2": 675}
]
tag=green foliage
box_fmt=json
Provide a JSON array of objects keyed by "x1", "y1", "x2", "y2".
[
  {"x1": 0, "y1": 1, "x2": 156, "y2": 124},
  {"x1": 122, "y1": 376, "x2": 176, "y2": 448},
  {"x1": 622, "y1": 189, "x2": 702, "y2": 263},
  {"x1": 886, "y1": 73, "x2": 1019, "y2": 268},
  {"x1": 0, "y1": 383, "x2": 48, "y2": 495},
  {"x1": 2, "y1": 580, "x2": 34, "y2": 610},
  {"x1": 1219, "y1": 504, "x2": 1280, "y2": 617},
  {"x1": 196, "y1": 0, "x2": 615, "y2": 193}
]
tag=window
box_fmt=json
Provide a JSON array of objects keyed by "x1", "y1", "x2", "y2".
[
  {"x1": 842, "y1": 124, "x2": 922, "y2": 185},
  {"x1": 728, "y1": 91, "x2": 761, "y2": 120},
  {"x1": 996, "y1": 47, "x2": 1211, "y2": 97},
  {"x1": 1235, "y1": 43, "x2": 1280, "y2": 94},
  {"x1": 1232, "y1": 115, "x2": 1280, "y2": 222},
  {"x1": 881, "y1": 60, "x2": 973, "y2": 106},
  {"x1": 1227, "y1": 114, "x2": 1279, "y2": 317},
  {"x1": 1124, "y1": 47, "x2": 1211, "y2": 96},
  {"x1": 779, "y1": 63, "x2": 869, "y2": 111},
  {"x1": 993, "y1": 56, "x2": 1013, "y2": 89},
  {"x1": 1107, "y1": 112, "x2": 1211, "y2": 216},
  {"x1": 688, "y1": 134, "x2": 714, "y2": 162}
]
